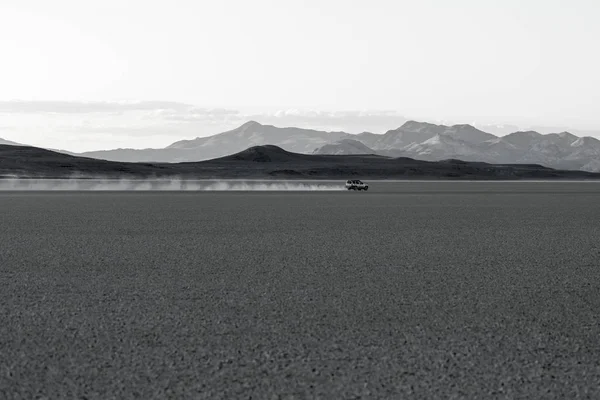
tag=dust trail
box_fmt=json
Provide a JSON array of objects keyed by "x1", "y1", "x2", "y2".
[{"x1": 0, "y1": 178, "x2": 346, "y2": 191}]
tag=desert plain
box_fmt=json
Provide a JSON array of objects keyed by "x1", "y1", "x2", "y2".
[{"x1": 1, "y1": 181, "x2": 600, "y2": 399}]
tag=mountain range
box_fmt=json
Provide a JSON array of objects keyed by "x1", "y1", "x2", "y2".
[
  {"x1": 2, "y1": 120, "x2": 600, "y2": 172},
  {"x1": 314, "y1": 122, "x2": 600, "y2": 172},
  {"x1": 2, "y1": 143, "x2": 599, "y2": 180}
]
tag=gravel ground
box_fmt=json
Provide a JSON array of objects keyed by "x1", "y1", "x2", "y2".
[{"x1": 1, "y1": 182, "x2": 600, "y2": 399}]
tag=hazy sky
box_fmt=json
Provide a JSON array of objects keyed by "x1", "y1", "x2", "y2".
[{"x1": 1, "y1": 0, "x2": 599, "y2": 151}]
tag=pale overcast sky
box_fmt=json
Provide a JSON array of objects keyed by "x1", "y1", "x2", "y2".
[{"x1": 1, "y1": 0, "x2": 599, "y2": 151}]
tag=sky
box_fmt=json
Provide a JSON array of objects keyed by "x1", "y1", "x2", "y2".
[{"x1": 1, "y1": 0, "x2": 599, "y2": 152}]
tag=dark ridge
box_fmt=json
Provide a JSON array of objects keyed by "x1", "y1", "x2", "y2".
[
  {"x1": 394, "y1": 157, "x2": 425, "y2": 162},
  {"x1": 439, "y1": 159, "x2": 492, "y2": 167},
  {"x1": 496, "y1": 163, "x2": 551, "y2": 170},
  {"x1": 2, "y1": 144, "x2": 600, "y2": 180},
  {"x1": 0, "y1": 145, "x2": 161, "y2": 178},
  {"x1": 268, "y1": 169, "x2": 304, "y2": 176},
  {"x1": 227, "y1": 145, "x2": 293, "y2": 162},
  {"x1": 212, "y1": 145, "x2": 388, "y2": 164},
  {"x1": 440, "y1": 159, "x2": 472, "y2": 164}
]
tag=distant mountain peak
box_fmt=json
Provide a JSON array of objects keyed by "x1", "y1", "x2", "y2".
[
  {"x1": 511, "y1": 130, "x2": 542, "y2": 137},
  {"x1": 447, "y1": 123, "x2": 483, "y2": 132},
  {"x1": 557, "y1": 131, "x2": 577, "y2": 139},
  {"x1": 399, "y1": 120, "x2": 440, "y2": 131},
  {"x1": 239, "y1": 120, "x2": 262, "y2": 128}
]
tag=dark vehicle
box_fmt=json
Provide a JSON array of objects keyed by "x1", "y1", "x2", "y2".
[{"x1": 345, "y1": 180, "x2": 369, "y2": 191}]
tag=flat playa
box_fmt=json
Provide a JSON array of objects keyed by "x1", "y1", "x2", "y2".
[{"x1": 1, "y1": 182, "x2": 600, "y2": 398}]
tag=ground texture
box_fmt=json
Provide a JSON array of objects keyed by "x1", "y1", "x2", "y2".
[{"x1": 1, "y1": 182, "x2": 600, "y2": 399}]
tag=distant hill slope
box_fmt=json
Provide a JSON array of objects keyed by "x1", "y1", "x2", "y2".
[
  {"x1": 474, "y1": 131, "x2": 600, "y2": 171},
  {"x1": 0, "y1": 138, "x2": 23, "y2": 146},
  {"x1": 370, "y1": 120, "x2": 496, "y2": 150},
  {"x1": 314, "y1": 121, "x2": 496, "y2": 159},
  {"x1": 2, "y1": 144, "x2": 600, "y2": 180},
  {"x1": 0, "y1": 137, "x2": 83, "y2": 156},
  {"x1": 0, "y1": 145, "x2": 163, "y2": 178},
  {"x1": 79, "y1": 121, "x2": 351, "y2": 163},
  {"x1": 312, "y1": 139, "x2": 377, "y2": 155},
  {"x1": 166, "y1": 121, "x2": 348, "y2": 151}
]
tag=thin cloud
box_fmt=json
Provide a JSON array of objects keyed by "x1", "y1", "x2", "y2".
[
  {"x1": 249, "y1": 109, "x2": 408, "y2": 133},
  {"x1": 0, "y1": 101, "x2": 406, "y2": 132},
  {"x1": 0, "y1": 102, "x2": 412, "y2": 151},
  {"x1": 0, "y1": 100, "x2": 195, "y2": 114},
  {"x1": 157, "y1": 107, "x2": 242, "y2": 122}
]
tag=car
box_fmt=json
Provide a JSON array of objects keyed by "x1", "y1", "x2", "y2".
[{"x1": 345, "y1": 180, "x2": 369, "y2": 191}]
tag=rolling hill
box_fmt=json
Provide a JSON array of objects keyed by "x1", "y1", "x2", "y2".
[{"x1": 2, "y1": 143, "x2": 599, "y2": 180}]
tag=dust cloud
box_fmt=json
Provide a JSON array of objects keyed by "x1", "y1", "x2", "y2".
[{"x1": 0, "y1": 178, "x2": 346, "y2": 191}]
